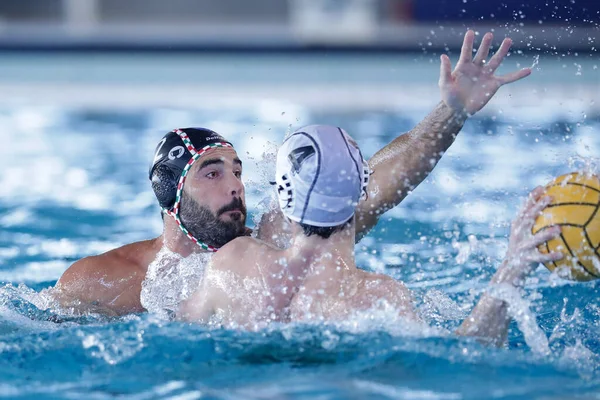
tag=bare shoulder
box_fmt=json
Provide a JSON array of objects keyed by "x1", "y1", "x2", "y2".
[
  {"x1": 54, "y1": 238, "x2": 161, "y2": 314},
  {"x1": 108, "y1": 238, "x2": 163, "y2": 272},
  {"x1": 220, "y1": 235, "x2": 262, "y2": 251},
  {"x1": 360, "y1": 271, "x2": 411, "y2": 298},
  {"x1": 58, "y1": 239, "x2": 156, "y2": 285},
  {"x1": 216, "y1": 236, "x2": 275, "y2": 260},
  {"x1": 210, "y1": 236, "x2": 277, "y2": 276},
  {"x1": 358, "y1": 271, "x2": 419, "y2": 320},
  {"x1": 58, "y1": 253, "x2": 122, "y2": 288}
]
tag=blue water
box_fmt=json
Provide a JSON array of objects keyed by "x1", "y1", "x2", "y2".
[{"x1": 0, "y1": 53, "x2": 599, "y2": 399}]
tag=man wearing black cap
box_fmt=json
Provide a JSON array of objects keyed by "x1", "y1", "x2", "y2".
[{"x1": 54, "y1": 30, "x2": 531, "y2": 316}]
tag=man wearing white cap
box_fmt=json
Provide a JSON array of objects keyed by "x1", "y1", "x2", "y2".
[
  {"x1": 179, "y1": 125, "x2": 560, "y2": 345},
  {"x1": 56, "y1": 30, "x2": 534, "y2": 318}
]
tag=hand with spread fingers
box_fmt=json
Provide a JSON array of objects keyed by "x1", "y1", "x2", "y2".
[
  {"x1": 494, "y1": 186, "x2": 564, "y2": 285},
  {"x1": 439, "y1": 30, "x2": 532, "y2": 115}
]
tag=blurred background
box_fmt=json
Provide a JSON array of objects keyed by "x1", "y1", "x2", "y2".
[
  {"x1": 0, "y1": 0, "x2": 595, "y2": 110},
  {"x1": 0, "y1": 0, "x2": 597, "y2": 50}
]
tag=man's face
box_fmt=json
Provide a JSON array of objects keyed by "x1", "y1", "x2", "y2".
[{"x1": 178, "y1": 148, "x2": 247, "y2": 247}]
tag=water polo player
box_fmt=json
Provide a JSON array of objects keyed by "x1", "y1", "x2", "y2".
[
  {"x1": 180, "y1": 125, "x2": 561, "y2": 347},
  {"x1": 53, "y1": 30, "x2": 532, "y2": 316}
]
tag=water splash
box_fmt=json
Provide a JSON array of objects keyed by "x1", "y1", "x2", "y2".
[
  {"x1": 487, "y1": 284, "x2": 550, "y2": 356},
  {"x1": 567, "y1": 155, "x2": 600, "y2": 176},
  {"x1": 530, "y1": 54, "x2": 540, "y2": 70},
  {"x1": 78, "y1": 322, "x2": 145, "y2": 365},
  {"x1": 141, "y1": 247, "x2": 212, "y2": 319},
  {"x1": 549, "y1": 299, "x2": 600, "y2": 379}
]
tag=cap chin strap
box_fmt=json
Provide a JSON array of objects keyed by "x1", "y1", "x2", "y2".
[{"x1": 164, "y1": 129, "x2": 233, "y2": 252}]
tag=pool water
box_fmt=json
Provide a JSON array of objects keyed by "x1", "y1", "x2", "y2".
[{"x1": 0, "y1": 53, "x2": 599, "y2": 399}]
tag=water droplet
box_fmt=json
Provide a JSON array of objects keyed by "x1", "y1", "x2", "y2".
[{"x1": 530, "y1": 54, "x2": 540, "y2": 70}]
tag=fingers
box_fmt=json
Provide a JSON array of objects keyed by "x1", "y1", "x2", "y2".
[
  {"x1": 486, "y1": 37, "x2": 513, "y2": 73},
  {"x1": 522, "y1": 226, "x2": 561, "y2": 249},
  {"x1": 529, "y1": 186, "x2": 546, "y2": 201},
  {"x1": 459, "y1": 30, "x2": 475, "y2": 64},
  {"x1": 523, "y1": 194, "x2": 553, "y2": 223},
  {"x1": 473, "y1": 32, "x2": 493, "y2": 65},
  {"x1": 527, "y1": 250, "x2": 564, "y2": 264},
  {"x1": 497, "y1": 68, "x2": 532, "y2": 85},
  {"x1": 517, "y1": 186, "x2": 545, "y2": 219},
  {"x1": 439, "y1": 54, "x2": 452, "y2": 86},
  {"x1": 512, "y1": 187, "x2": 551, "y2": 237},
  {"x1": 509, "y1": 226, "x2": 562, "y2": 268}
]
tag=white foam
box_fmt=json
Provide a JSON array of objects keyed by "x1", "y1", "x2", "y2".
[
  {"x1": 487, "y1": 284, "x2": 550, "y2": 357},
  {"x1": 141, "y1": 247, "x2": 212, "y2": 319},
  {"x1": 78, "y1": 326, "x2": 145, "y2": 366}
]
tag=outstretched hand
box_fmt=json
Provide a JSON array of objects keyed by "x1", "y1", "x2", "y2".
[
  {"x1": 494, "y1": 186, "x2": 563, "y2": 285},
  {"x1": 439, "y1": 30, "x2": 531, "y2": 116}
]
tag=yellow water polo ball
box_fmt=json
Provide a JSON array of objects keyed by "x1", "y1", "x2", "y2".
[{"x1": 532, "y1": 172, "x2": 600, "y2": 281}]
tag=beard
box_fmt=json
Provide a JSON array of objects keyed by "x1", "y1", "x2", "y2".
[{"x1": 178, "y1": 191, "x2": 247, "y2": 248}]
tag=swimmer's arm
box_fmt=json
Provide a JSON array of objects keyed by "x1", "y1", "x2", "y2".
[
  {"x1": 455, "y1": 253, "x2": 544, "y2": 346},
  {"x1": 178, "y1": 242, "x2": 253, "y2": 322},
  {"x1": 54, "y1": 256, "x2": 145, "y2": 316},
  {"x1": 354, "y1": 101, "x2": 465, "y2": 240},
  {"x1": 377, "y1": 276, "x2": 424, "y2": 323},
  {"x1": 177, "y1": 258, "x2": 228, "y2": 322},
  {"x1": 177, "y1": 284, "x2": 215, "y2": 323},
  {"x1": 252, "y1": 103, "x2": 462, "y2": 247},
  {"x1": 455, "y1": 259, "x2": 520, "y2": 346},
  {"x1": 355, "y1": 31, "x2": 531, "y2": 240},
  {"x1": 254, "y1": 104, "x2": 464, "y2": 247},
  {"x1": 456, "y1": 192, "x2": 563, "y2": 345}
]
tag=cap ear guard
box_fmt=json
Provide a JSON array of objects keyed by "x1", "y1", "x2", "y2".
[
  {"x1": 275, "y1": 160, "x2": 369, "y2": 218},
  {"x1": 276, "y1": 173, "x2": 294, "y2": 211},
  {"x1": 151, "y1": 165, "x2": 178, "y2": 210}
]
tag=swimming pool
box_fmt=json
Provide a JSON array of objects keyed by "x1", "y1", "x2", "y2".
[{"x1": 0, "y1": 52, "x2": 599, "y2": 399}]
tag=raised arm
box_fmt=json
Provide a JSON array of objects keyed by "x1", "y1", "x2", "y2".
[
  {"x1": 354, "y1": 101, "x2": 465, "y2": 238},
  {"x1": 456, "y1": 187, "x2": 562, "y2": 345},
  {"x1": 355, "y1": 30, "x2": 532, "y2": 239},
  {"x1": 257, "y1": 31, "x2": 532, "y2": 247}
]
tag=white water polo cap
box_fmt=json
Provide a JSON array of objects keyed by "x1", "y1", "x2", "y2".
[{"x1": 275, "y1": 125, "x2": 370, "y2": 227}]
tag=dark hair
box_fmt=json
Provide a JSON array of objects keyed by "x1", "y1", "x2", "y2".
[{"x1": 298, "y1": 217, "x2": 353, "y2": 239}]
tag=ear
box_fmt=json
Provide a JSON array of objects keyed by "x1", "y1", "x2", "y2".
[
  {"x1": 151, "y1": 165, "x2": 178, "y2": 210},
  {"x1": 276, "y1": 173, "x2": 294, "y2": 211}
]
